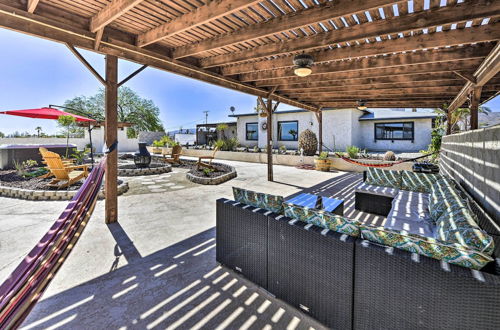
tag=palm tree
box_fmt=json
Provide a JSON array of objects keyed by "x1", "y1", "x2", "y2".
[
  {"x1": 435, "y1": 105, "x2": 491, "y2": 133},
  {"x1": 35, "y1": 126, "x2": 42, "y2": 138},
  {"x1": 288, "y1": 129, "x2": 298, "y2": 140}
]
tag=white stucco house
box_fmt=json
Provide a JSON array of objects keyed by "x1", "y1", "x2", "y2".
[{"x1": 229, "y1": 108, "x2": 438, "y2": 153}]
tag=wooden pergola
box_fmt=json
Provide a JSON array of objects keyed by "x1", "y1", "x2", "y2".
[{"x1": 0, "y1": 0, "x2": 499, "y2": 223}]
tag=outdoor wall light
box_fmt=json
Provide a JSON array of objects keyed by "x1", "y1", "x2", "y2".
[
  {"x1": 357, "y1": 100, "x2": 367, "y2": 110},
  {"x1": 293, "y1": 53, "x2": 314, "y2": 77}
]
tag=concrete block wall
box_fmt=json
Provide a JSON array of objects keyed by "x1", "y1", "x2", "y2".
[{"x1": 440, "y1": 125, "x2": 500, "y2": 223}]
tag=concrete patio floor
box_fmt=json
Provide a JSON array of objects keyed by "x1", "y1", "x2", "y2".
[{"x1": 0, "y1": 159, "x2": 383, "y2": 329}]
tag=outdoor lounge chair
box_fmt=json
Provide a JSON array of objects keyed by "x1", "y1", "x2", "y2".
[
  {"x1": 39, "y1": 147, "x2": 75, "y2": 178},
  {"x1": 162, "y1": 145, "x2": 182, "y2": 165},
  {"x1": 42, "y1": 150, "x2": 89, "y2": 189},
  {"x1": 196, "y1": 146, "x2": 219, "y2": 170}
]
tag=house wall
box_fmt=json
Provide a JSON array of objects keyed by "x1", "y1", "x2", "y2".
[
  {"x1": 357, "y1": 118, "x2": 433, "y2": 152},
  {"x1": 234, "y1": 109, "x2": 433, "y2": 152},
  {"x1": 440, "y1": 125, "x2": 500, "y2": 224}
]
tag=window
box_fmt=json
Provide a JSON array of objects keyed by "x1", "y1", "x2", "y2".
[
  {"x1": 246, "y1": 122, "x2": 258, "y2": 140},
  {"x1": 375, "y1": 122, "x2": 414, "y2": 141},
  {"x1": 278, "y1": 121, "x2": 299, "y2": 141}
]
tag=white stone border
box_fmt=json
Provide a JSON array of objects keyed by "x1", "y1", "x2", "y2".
[
  {"x1": 118, "y1": 164, "x2": 172, "y2": 176},
  {"x1": 186, "y1": 162, "x2": 237, "y2": 185},
  {"x1": 0, "y1": 181, "x2": 129, "y2": 201}
]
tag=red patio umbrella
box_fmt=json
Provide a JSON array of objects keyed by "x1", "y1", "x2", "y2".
[
  {"x1": 0, "y1": 107, "x2": 97, "y2": 165},
  {"x1": 0, "y1": 107, "x2": 95, "y2": 122}
]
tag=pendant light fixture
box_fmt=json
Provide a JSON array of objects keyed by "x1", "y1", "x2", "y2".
[
  {"x1": 357, "y1": 100, "x2": 367, "y2": 110},
  {"x1": 293, "y1": 53, "x2": 314, "y2": 77}
]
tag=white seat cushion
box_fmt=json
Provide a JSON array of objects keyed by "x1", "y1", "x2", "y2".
[
  {"x1": 355, "y1": 182, "x2": 399, "y2": 198},
  {"x1": 385, "y1": 191, "x2": 434, "y2": 237}
]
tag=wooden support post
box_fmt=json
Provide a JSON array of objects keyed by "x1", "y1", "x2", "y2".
[
  {"x1": 315, "y1": 108, "x2": 323, "y2": 153},
  {"x1": 105, "y1": 55, "x2": 118, "y2": 224},
  {"x1": 470, "y1": 86, "x2": 482, "y2": 130},
  {"x1": 446, "y1": 108, "x2": 452, "y2": 135},
  {"x1": 266, "y1": 98, "x2": 273, "y2": 182}
]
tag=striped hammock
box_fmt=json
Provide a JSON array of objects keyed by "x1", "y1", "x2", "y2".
[
  {"x1": 335, "y1": 152, "x2": 436, "y2": 168},
  {"x1": 0, "y1": 157, "x2": 106, "y2": 329}
]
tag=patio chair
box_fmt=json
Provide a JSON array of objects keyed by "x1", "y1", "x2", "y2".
[
  {"x1": 196, "y1": 146, "x2": 219, "y2": 170},
  {"x1": 38, "y1": 147, "x2": 75, "y2": 178},
  {"x1": 162, "y1": 145, "x2": 182, "y2": 165},
  {"x1": 42, "y1": 150, "x2": 89, "y2": 189}
]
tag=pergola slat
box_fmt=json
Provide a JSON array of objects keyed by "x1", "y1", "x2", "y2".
[
  {"x1": 238, "y1": 47, "x2": 491, "y2": 82},
  {"x1": 220, "y1": 26, "x2": 499, "y2": 75},
  {"x1": 200, "y1": 0, "x2": 500, "y2": 68},
  {"x1": 254, "y1": 59, "x2": 483, "y2": 87},
  {"x1": 137, "y1": 0, "x2": 263, "y2": 47},
  {"x1": 90, "y1": 0, "x2": 144, "y2": 32},
  {"x1": 172, "y1": 0, "x2": 404, "y2": 58}
]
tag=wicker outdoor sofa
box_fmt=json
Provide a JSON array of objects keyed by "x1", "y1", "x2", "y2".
[{"x1": 216, "y1": 168, "x2": 500, "y2": 329}]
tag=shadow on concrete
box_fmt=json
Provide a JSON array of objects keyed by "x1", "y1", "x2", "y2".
[{"x1": 22, "y1": 227, "x2": 326, "y2": 330}]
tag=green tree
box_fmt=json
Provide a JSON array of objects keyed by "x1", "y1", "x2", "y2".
[
  {"x1": 57, "y1": 115, "x2": 76, "y2": 158},
  {"x1": 63, "y1": 86, "x2": 164, "y2": 138},
  {"x1": 0, "y1": 131, "x2": 4, "y2": 138},
  {"x1": 35, "y1": 126, "x2": 42, "y2": 138}
]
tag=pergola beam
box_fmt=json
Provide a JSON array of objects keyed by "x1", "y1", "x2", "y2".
[
  {"x1": 283, "y1": 84, "x2": 500, "y2": 94},
  {"x1": 200, "y1": 0, "x2": 500, "y2": 67},
  {"x1": 27, "y1": 0, "x2": 39, "y2": 13},
  {"x1": 321, "y1": 101, "x2": 443, "y2": 108},
  {"x1": 137, "y1": 0, "x2": 262, "y2": 47},
  {"x1": 238, "y1": 48, "x2": 490, "y2": 82},
  {"x1": 90, "y1": 0, "x2": 144, "y2": 33},
  {"x1": 220, "y1": 26, "x2": 499, "y2": 75},
  {"x1": 274, "y1": 74, "x2": 462, "y2": 90},
  {"x1": 448, "y1": 42, "x2": 500, "y2": 113},
  {"x1": 65, "y1": 44, "x2": 106, "y2": 85},
  {"x1": 173, "y1": 0, "x2": 404, "y2": 58},
  {"x1": 254, "y1": 60, "x2": 482, "y2": 87}
]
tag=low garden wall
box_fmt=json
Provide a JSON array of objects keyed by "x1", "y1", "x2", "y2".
[
  {"x1": 0, "y1": 181, "x2": 129, "y2": 201},
  {"x1": 180, "y1": 149, "x2": 413, "y2": 172}
]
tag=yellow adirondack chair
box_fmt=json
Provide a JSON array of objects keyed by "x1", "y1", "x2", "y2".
[
  {"x1": 196, "y1": 146, "x2": 219, "y2": 170},
  {"x1": 39, "y1": 147, "x2": 75, "y2": 179},
  {"x1": 42, "y1": 150, "x2": 89, "y2": 189}
]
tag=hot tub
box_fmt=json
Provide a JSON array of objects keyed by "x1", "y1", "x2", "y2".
[{"x1": 0, "y1": 144, "x2": 77, "y2": 169}]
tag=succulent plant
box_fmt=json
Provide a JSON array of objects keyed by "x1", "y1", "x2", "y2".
[
  {"x1": 298, "y1": 129, "x2": 318, "y2": 156},
  {"x1": 383, "y1": 150, "x2": 396, "y2": 161}
]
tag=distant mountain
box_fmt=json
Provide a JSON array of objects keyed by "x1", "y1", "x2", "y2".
[
  {"x1": 167, "y1": 128, "x2": 196, "y2": 135},
  {"x1": 479, "y1": 112, "x2": 500, "y2": 127}
]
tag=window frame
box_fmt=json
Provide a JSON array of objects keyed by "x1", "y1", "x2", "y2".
[
  {"x1": 374, "y1": 121, "x2": 414, "y2": 141},
  {"x1": 278, "y1": 120, "x2": 299, "y2": 141},
  {"x1": 245, "y1": 122, "x2": 258, "y2": 141}
]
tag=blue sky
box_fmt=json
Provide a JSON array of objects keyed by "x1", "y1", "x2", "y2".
[{"x1": 0, "y1": 27, "x2": 498, "y2": 135}]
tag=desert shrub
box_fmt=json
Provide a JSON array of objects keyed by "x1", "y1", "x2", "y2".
[
  {"x1": 383, "y1": 151, "x2": 396, "y2": 161},
  {"x1": 346, "y1": 145, "x2": 361, "y2": 159},
  {"x1": 318, "y1": 151, "x2": 329, "y2": 160}
]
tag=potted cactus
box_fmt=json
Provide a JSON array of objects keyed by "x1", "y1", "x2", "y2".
[
  {"x1": 298, "y1": 129, "x2": 318, "y2": 156},
  {"x1": 314, "y1": 151, "x2": 332, "y2": 171}
]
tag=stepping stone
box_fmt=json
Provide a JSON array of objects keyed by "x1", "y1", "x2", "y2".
[
  {"x1": 170, "y1": 185, "x2": 184, "y2": 189},
  {"x1": 149, "y1": 188, "x2": 167, "y2": 193},
  {"x1": 163, "y1": 183, "x2": 175, "y2": 187},
  {"x1": 141, "y1": 182, "x2": 155, "y2": 185}
]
